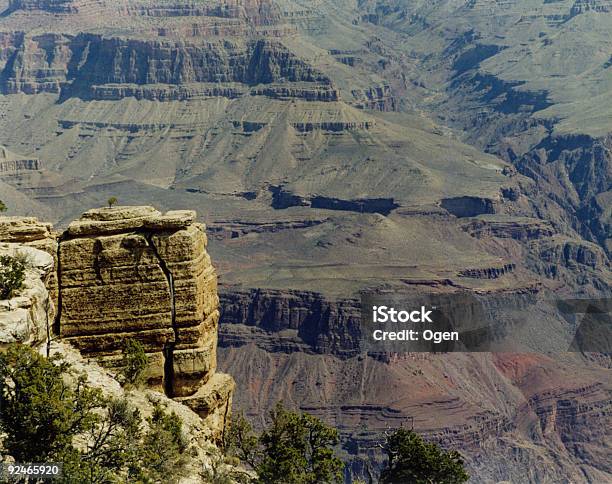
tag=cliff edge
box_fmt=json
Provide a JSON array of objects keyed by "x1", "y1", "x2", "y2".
[{"x1": 0, "y1": 206, "x2": 234, "y2": 444}]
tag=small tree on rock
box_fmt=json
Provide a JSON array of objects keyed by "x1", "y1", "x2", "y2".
[
  {"x1": 107, "y1": 196, "x2": 118, "y2": 208},
  {"x1": 0, "y1": 200, "x2": 6, "y2": 212},
  {"x1": 379, "y1": 427, "x2": 469, "y2": 484},
  {"x1": 0, "y1": 253, "x2": 27, "y2": 299},
  {"x1": 120, "y1": 338, "x2": 148, "y2": 388},
  {"x1": 227, "y1": 402, "x2": 344, "y2": 484}
]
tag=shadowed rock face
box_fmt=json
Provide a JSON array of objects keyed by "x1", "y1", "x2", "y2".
[
  {"x1": 0, "y1": 209, "x2": 234, "y2": 443},
  {"x1": 0, "y1": 32, "x2": 329, "y2": 96}
]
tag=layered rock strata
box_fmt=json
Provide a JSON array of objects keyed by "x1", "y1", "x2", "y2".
[{"x1": 0, "y1": 208, "x2": 234, "y2": 442}]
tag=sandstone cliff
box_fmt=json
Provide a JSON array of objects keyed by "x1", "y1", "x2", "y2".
[
  {"x1": 0, "y1": 207, "x2": 234, "y2": 444},
  {"x1": 0, "y1": 257, "x2": 241, "y2": 481}
]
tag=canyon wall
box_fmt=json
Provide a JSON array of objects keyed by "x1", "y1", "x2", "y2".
[
  {"x1": 217, "y1": 286, "x2": 612, "y2": 483},
  {"x1": 0, "y1": 32, "x2": 330, "y2": 97}
]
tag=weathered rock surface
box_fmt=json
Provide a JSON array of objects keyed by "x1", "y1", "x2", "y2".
[
  {"x1": 0, "y1": 215, "x2": 59, "y2": 308},
  {"x1": 0, "y1": 209, "x2": 234, "y2": 444},
  {"x1": 57, "y1": 206, "x2": 233, "y2": 440},
  {"x1": 48, "y1": 340, "x2": 243, "y2": 482},
  {"x1": 461, "y1": 216, "x2": 555, "y2": 241},
  {"x1": 0, "y1": 215, "x2": 54, "y2": 243},
  {"x1": 0, "y1": 243, "x2": 53, "y2": 348}
]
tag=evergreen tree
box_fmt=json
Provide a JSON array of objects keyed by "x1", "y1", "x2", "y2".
[
  {"x1": 120, "y1": 338, "x2": 149, "y2": 388},
  {"x1": 0, "y1": 253, "x2": 27, "y2": 299},
  {"x1": 228, "y1": 402, "x2": 344, "y2": 484},
  {"x1": 0, "y1": 345, "x2": 103, "y2": 463},
  {"x1": 380, "y1": 428, "x2": 469, "y2": 484},
  {"x1": 0, "y1": 344, "x2": 188, "y2": 483}
]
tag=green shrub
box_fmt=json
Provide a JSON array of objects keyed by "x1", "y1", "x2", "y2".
[
  {"x1": 0, "y1": 344, "x2": 189, "y2": 484},
  {"x1": 120, "y1": 338, "x2": 149, "y2": 388},
  {"x1": 0, "y1": 253, "x2": 28, "y2": 299},
  {"x1": 107, "y1": 196, "x2": 118, "y2": 208},
  {"x1": 380, "y1": 428, "x2": 469, "y2": 484},
  {"x1": 0, "y1": 200, "x2": 6, "y2": 212},
  {"x1": 227, "y1": 403, "x2": 344, "y2": 484},
  {"x1": 130, "y1": 403, "x2": 189, "y2": 483}
]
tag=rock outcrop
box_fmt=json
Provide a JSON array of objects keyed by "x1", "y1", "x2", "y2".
[
  {"x1": 0, "y1": 207, "x2": 234, "y2": 443},
  {"x1": 0, "y1": 216, "x2": 59, "y2": 307},
  {"x1": 0, "y1": 244, "x2": 54, "y2": 349}
]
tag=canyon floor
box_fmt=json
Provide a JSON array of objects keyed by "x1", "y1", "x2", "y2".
[{"x1": 0, "y1": 0, "x2": 610, "y2": 482}]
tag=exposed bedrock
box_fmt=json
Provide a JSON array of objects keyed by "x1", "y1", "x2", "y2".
[
  {"x1": 0, "y1": 243, "x2": 54, "y2": 349},
  {"x1": 7, "y1": 0, "x2": 281, "y2": 24},
  {"x1": 129, "y1": 0, "x2": 281, "y2": 26},
  {"x1": 88, "y1": 83, "x2": 247, "y2": 101},
  {"x1": 351, "y1": 85, "x2": 398, "y2": 112},
  {"x1": 0, "y1": 32, "x2": 330, "y2": 96},
  {"x1": 217, "y1": 286, "x2": 612, "y2": 482},
  {"x1": 513, "y1": 133, "x2": 612, "y2": 254},
  {"x1": 218, "y1": 285, "x2": 556, "y2": 358},
  {"x1": 460, "y1": 216, "x2": 555, "y2": 241},
  {"x1": 534, "y1": 237, "x2": 608, "y2": 270},
  {"x1": 0, "y1": 209, "x2": 234, "y2": 443},
  {"x1": 251, "y1": 84, "x2": 340, "y2": 102},
  {"x1": 220, "y1": 288, "x2": 362, "y2": 358}
]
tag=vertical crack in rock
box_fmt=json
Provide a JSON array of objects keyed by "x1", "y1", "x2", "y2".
[
  {"x1": 45, "y1": 291, "x2": 51, "y2": 357},
  {"x1": 145, "y1": 232, "x2": 178, "y2": 397},
  {"x1": 48, "y1": 207, "x2": 235, "y2": 441},
  {"x1": 163, "y1": 343, "x2": 175, "y2": 398},
  {"x1": 53, "y1": 236, "x2": 64, "y2": 337},
  {"x1": 92, "y1": 239, "x2": 104, "y2": 284}
]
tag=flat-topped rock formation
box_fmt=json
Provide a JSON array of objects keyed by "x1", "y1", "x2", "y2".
[
  {"x1": 0, "y1": 215, "x2": 54, "y2": 243},
  {"x1": 0, "y1": 207, "x2": 234, "y2": 443}
]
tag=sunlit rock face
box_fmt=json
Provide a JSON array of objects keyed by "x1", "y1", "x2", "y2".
[
  {"x1": 0, "y1": 207, "x2": 234, "y2": 443},
  {"x1": 0, "y1": 243, "x2": 54, "y2": 349}
]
